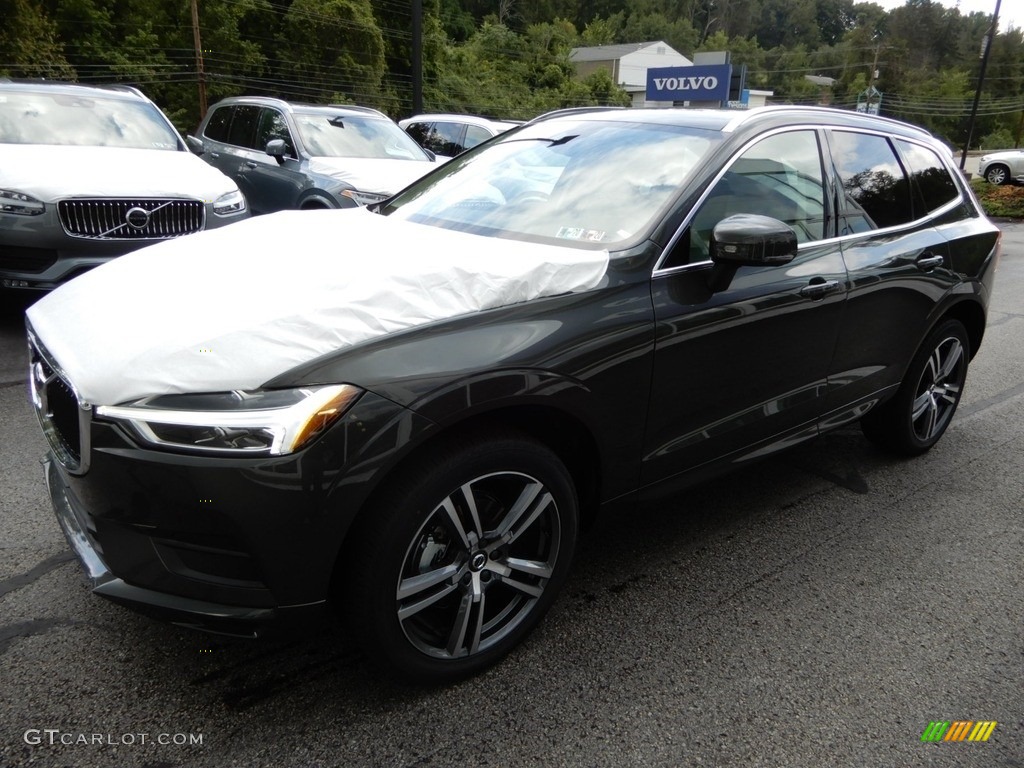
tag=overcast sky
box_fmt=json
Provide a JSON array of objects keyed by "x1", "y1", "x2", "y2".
[{"x1": 872, "y1": 0, "x2": 1019, "y2": 33}]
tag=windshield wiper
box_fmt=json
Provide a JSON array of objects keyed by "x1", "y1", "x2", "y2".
[{"x1": 502, "y1": 134, "x2": 578, "y2": 147}]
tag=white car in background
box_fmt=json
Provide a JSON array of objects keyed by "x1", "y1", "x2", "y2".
[
  {"x1": 399, "y1": 113, "x2": 521, "y2": 159},
  {"x1": 0, "y1": 80, "x2": 248, "y2": 291},
  {"x1": 978, "y1": 148, "x2": 1024, "y2": 185}
]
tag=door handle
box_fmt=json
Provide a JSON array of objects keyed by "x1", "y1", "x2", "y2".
[
  {"x1": 209, "y1": 151, "x2": 220, "y2": 159},
  {"x1": 243, "y1": 161, "x2": 258, "y2": 170},
  {"x1": 916, "y1": 253, "x2": 944, "y2": 271},
  {"x1": 799, "y1": 279, "x2": 840, "y2": 299}
]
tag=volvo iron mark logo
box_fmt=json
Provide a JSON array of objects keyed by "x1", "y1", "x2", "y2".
[{"x1": 125, "y1": 206, "x2": 151, "y2": 230}]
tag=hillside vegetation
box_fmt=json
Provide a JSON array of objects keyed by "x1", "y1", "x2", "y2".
[{"x1": 2, "y1": 0, "x2": 1022, "y2": 149}]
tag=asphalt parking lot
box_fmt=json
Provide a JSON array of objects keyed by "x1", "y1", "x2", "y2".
[{"x1": 0, "y1": 223, "x2": 1021, "y2": 768}]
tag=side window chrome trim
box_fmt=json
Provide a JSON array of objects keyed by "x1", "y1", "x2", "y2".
[{"x1": 653, "y1": 234, "x2": 849, "y2": 278}]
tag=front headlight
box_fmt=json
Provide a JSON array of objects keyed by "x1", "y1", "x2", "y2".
[
  {"x1": 0, "y1": 189, "x2": 45, "y2": 216},
  {"x1": 213, "y1": 189, "x2": 247, "y2": 216},
  {"x1": 340, "y1": 189, "x2": 389, "y2": 207},
  {"x1": 96, "y1": 384, "x2": 362, "y2": 456}
]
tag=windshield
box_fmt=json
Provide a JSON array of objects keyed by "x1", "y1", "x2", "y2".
[
  {"x1": 294, "y1": 111, "x2": 427, "y2": 161},
  {"x1": 0, "y1": 90, "x2": 181, "y2": 149},
  {"x1": 382, "y1": 118, "x2": 719, "y2": 249}
]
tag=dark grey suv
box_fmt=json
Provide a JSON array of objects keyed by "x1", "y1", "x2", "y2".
[
  {"x1": 28, "y1": 105, "x2": 1000, "y2": 683},
  {"x1": 188, "y1": 97, "x2": 437, "y2": 213}
]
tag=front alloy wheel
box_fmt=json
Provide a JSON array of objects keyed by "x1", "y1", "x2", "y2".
[
  {"x1": 345, "y1": 431, "x2": 578, "y2": 682},
  {"x1": 985, "y1": 164, "x2": 1009, "y2": 185},
  {"x1": 862, "y1": 319, "x2": 970, "y2": 455},
  {"x1": 397, "y1": 471, "x2": 561, "y2": 660}
]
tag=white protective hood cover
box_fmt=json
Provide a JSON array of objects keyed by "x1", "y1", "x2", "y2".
[
  {"x1": 27, "y1": 208, "x2": 609, "y2": 406},
  {"x1": 307, "y1": 156, "x2": 435, "y2": 196},
  {"x1": 0, "y1": 145, "x2": 239, "y2": 202}
]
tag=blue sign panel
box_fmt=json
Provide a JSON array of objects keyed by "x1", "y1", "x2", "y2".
[{"x1": 646, "y1": 64, "x2": 732, "y2": 102}]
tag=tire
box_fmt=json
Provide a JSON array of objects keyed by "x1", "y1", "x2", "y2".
[
  {"x1": 861, "y1": 319, "x2": 970, "y2": 456},
  {"x1": 984, "y1": 164, "x2": 1009, "y2": 185},
  {"x1": 343, "y1": 430, "x2": 578, "y2": 683}
]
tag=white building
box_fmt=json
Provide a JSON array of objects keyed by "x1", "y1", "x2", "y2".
[{"x1": 570, "y1": 41, "x2": 693, "y2": 108}]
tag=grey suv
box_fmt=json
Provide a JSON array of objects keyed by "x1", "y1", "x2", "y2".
[
  {"x1": 0, "y1": 81, "x2": 248, "y2": 290},
  {"x1": 188, "y1": 97, "x2": 437, "y2": 213}
]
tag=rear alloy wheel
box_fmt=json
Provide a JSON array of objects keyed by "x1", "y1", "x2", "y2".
[
  {"x1": 345, "y1": 432, "x2": 578, "y2": 682},
  {"x1": 985, "y1": 164, "x2": 1009, "y2": 185},
  {"x1": 861, "y1": 319, "x2": 970, "y2": 455}
]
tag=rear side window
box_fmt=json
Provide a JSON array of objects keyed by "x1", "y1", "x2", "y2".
[
  {"x1": 896, "y1": 140, "x2": 959, "y2": 216},
  {"x1": 202, "y1": 106, "x2": 232, "y2": 142},
  {"x1": 226, "y1": 105, "x2": 260, "y2": 149},
  {"x1": 831, "y1": 131, "x2": 913, "y2": 233},
  {"x1": 428, "y1": 122, "x2": 466, "y2": 156}
]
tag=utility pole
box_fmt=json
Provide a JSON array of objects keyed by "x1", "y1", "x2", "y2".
[
  {"x1": 412, "y1": 0, "x2": 422, "y2": 115},
  {"x1": 191, "y1": 0, "x2": 208, "y2": 119},
  {"x1": 960, "y1": 0, "x2": 1001, "y2": 170}
]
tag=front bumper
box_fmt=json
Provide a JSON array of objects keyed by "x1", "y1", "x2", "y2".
[
  {"x1": 36, "y1": 387, "x2": 427, "y2": 637},
  {"x1": 45, "y1": 455, "x2": 323, "y2": 637}
]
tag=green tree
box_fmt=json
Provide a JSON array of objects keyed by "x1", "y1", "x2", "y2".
[
  {"x1": 279, "y1": 0, "x2": 385, "y2": 106},
  {"x1": 0, "y1": 0, "x2": 75, "y2": 78}
]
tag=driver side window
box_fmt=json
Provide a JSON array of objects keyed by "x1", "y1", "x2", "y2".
[{"x1": 682, "y1": 130, "x2": 826, "y2": 265}]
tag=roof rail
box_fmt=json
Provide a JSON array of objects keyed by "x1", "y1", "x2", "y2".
[
  {"x1": 326, "y1": 104, "x2": 388, "y2": 118},
  {"x1": 527, "y1": 106, "x2": 627, "y2": 124}
]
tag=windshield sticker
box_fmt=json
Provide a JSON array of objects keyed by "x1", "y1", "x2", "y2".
[{"x1": 556, "y1": 226, "x2": 606, "y2": 242}]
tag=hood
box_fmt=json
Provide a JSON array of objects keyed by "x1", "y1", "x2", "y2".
[
  {"x1": 27, "y1": 208, "x2": 609, "y2": 406},
  {"x1": 307, "y1": 156, "x2": 435, "y2": 196},
  {"x1": 0, "y1": 145, "x2": 240, "y2": 202}
]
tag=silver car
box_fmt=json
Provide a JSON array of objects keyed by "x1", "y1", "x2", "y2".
[
  {"x1": 0, "y1": 81, "x2": 248, "y2": 291},
  {"x1": 978, "y1": 148, "x2": 1024, "y2": 185}
]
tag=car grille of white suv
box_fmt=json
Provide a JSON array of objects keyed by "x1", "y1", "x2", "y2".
[{"x1": 59, "y1": 199, "x2": 205, "y2": 239}]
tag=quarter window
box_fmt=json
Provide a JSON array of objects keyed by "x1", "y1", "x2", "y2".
[
  {"x1": 831, "y1": 131, "x2": 913, "y2": 232},
  {"x1": 685, "y1": 130, "x2": 826, "y2": 264},
  {"x1": 896, "y1": 140, "x2": 959, "y2": 216},
  {"x1": 464, "y1": 125, "x2": 491, "y2": 150}
]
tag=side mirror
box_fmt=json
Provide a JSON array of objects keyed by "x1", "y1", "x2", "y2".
[
  {"x1": 185, "y1": 135, "x2": 204, "y2": 155},
  {"x1": 711, "y1": 214, "x2": 798, "y2": 266},
  {"x1": 707, "y1": 214, "x2": 798, "y2": 292},
  {"x1": 265, "y1": 139, "x2": 288, "y2": 165}
]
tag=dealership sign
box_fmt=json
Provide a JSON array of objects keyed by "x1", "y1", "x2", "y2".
[{"x1": 646, "y1": 65, "x2": 732, "y2": 102}]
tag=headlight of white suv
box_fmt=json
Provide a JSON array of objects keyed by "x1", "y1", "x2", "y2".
[
  {"x1": 0, "y1": 189, "x2": 45, "y2": 215},
  {"x1": 213, "y1": 189, "x2": 247, "y2": 216},
  {"x1": 96, "y1": 384, "x2": 362, "y2": 456}
]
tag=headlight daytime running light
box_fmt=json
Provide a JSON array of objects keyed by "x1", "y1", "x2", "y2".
[
  {"x1": 340, "y1": 189, "x2": 389, "y2": 207},
  {"x1": 96, "y1": 384, "x2": 362, "y2": 456},
  {"x1": 213, "y1": 189, "x2": 247, "y2": 216},
  {"x1": 0, "y1": 189, "x2": 45, "y2": 216}
]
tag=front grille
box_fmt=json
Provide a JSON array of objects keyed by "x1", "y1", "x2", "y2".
[
  {"x1": 27, "y1": 328, "x2": 91, "y2": 474},
  {"x1": 0, "y1": 245, "x2": 59, "y2": 273},
  {"x1": 58, "y1": 199, "x2": 205, "y2": 240}
]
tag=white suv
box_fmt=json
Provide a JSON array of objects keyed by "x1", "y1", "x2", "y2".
[
  {"x1": 399, "y1": 113, "x2": 521, "y2": 158},
  {"x1": 0, "y1": 81, "x2": 248, "y2": 290}
]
